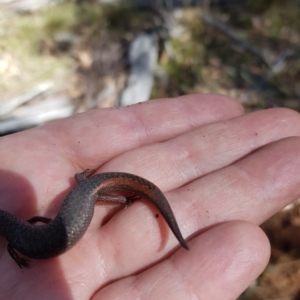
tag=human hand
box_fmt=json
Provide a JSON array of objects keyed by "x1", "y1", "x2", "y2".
[{"x1": 1, "y1": 94, "x2": 300, "y2": 299}]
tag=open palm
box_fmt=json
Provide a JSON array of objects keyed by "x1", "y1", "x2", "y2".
[{"x1": 1, "y1": 94, "x2": 300, "y2": 300}]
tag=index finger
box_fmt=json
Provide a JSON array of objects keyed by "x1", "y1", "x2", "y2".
[{"x1": 0, "y1": 94, "x2": 243, "y2": 212}]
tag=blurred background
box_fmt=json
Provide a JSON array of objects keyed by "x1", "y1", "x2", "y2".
[{"x1": 1, "y1": 0, "x2": 300, "y2": 298}]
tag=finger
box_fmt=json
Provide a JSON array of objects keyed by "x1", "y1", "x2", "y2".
[
  {"x1": 93, "y1": 221, "x2": 270, "y2": 300},
  {"x1": 0, "y1": 94, "x2": 243, "y2": 173},
  {"x1": 178, "y1": 136, "x2": 300, "y2": 227},
  {"x1": 46, "y1": 94, "x2": 243, "y2": 168},
  {"x1": 0, "y1": 94, "x2": 242, "y2": 212},
  {"x1": 101, "y1": 108, "x2": 300, "y2": 191}
]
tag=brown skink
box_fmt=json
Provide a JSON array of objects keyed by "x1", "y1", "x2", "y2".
[{"x1": 0, "y1": 169, "x2": 189, "y2": 268}]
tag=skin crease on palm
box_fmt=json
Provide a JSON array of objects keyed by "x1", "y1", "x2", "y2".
[{"x1": 1, "y1": 94, "x2": 300, "y2": 299}]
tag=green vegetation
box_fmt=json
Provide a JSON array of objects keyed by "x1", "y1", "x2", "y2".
[{"x1": 1, "y1": 0, "x2": 300, "y2": 110}]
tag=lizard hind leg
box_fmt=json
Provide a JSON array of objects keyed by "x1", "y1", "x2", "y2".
[{"x1": 7, "y1": 244, "x2": 29, "y2": 268}]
